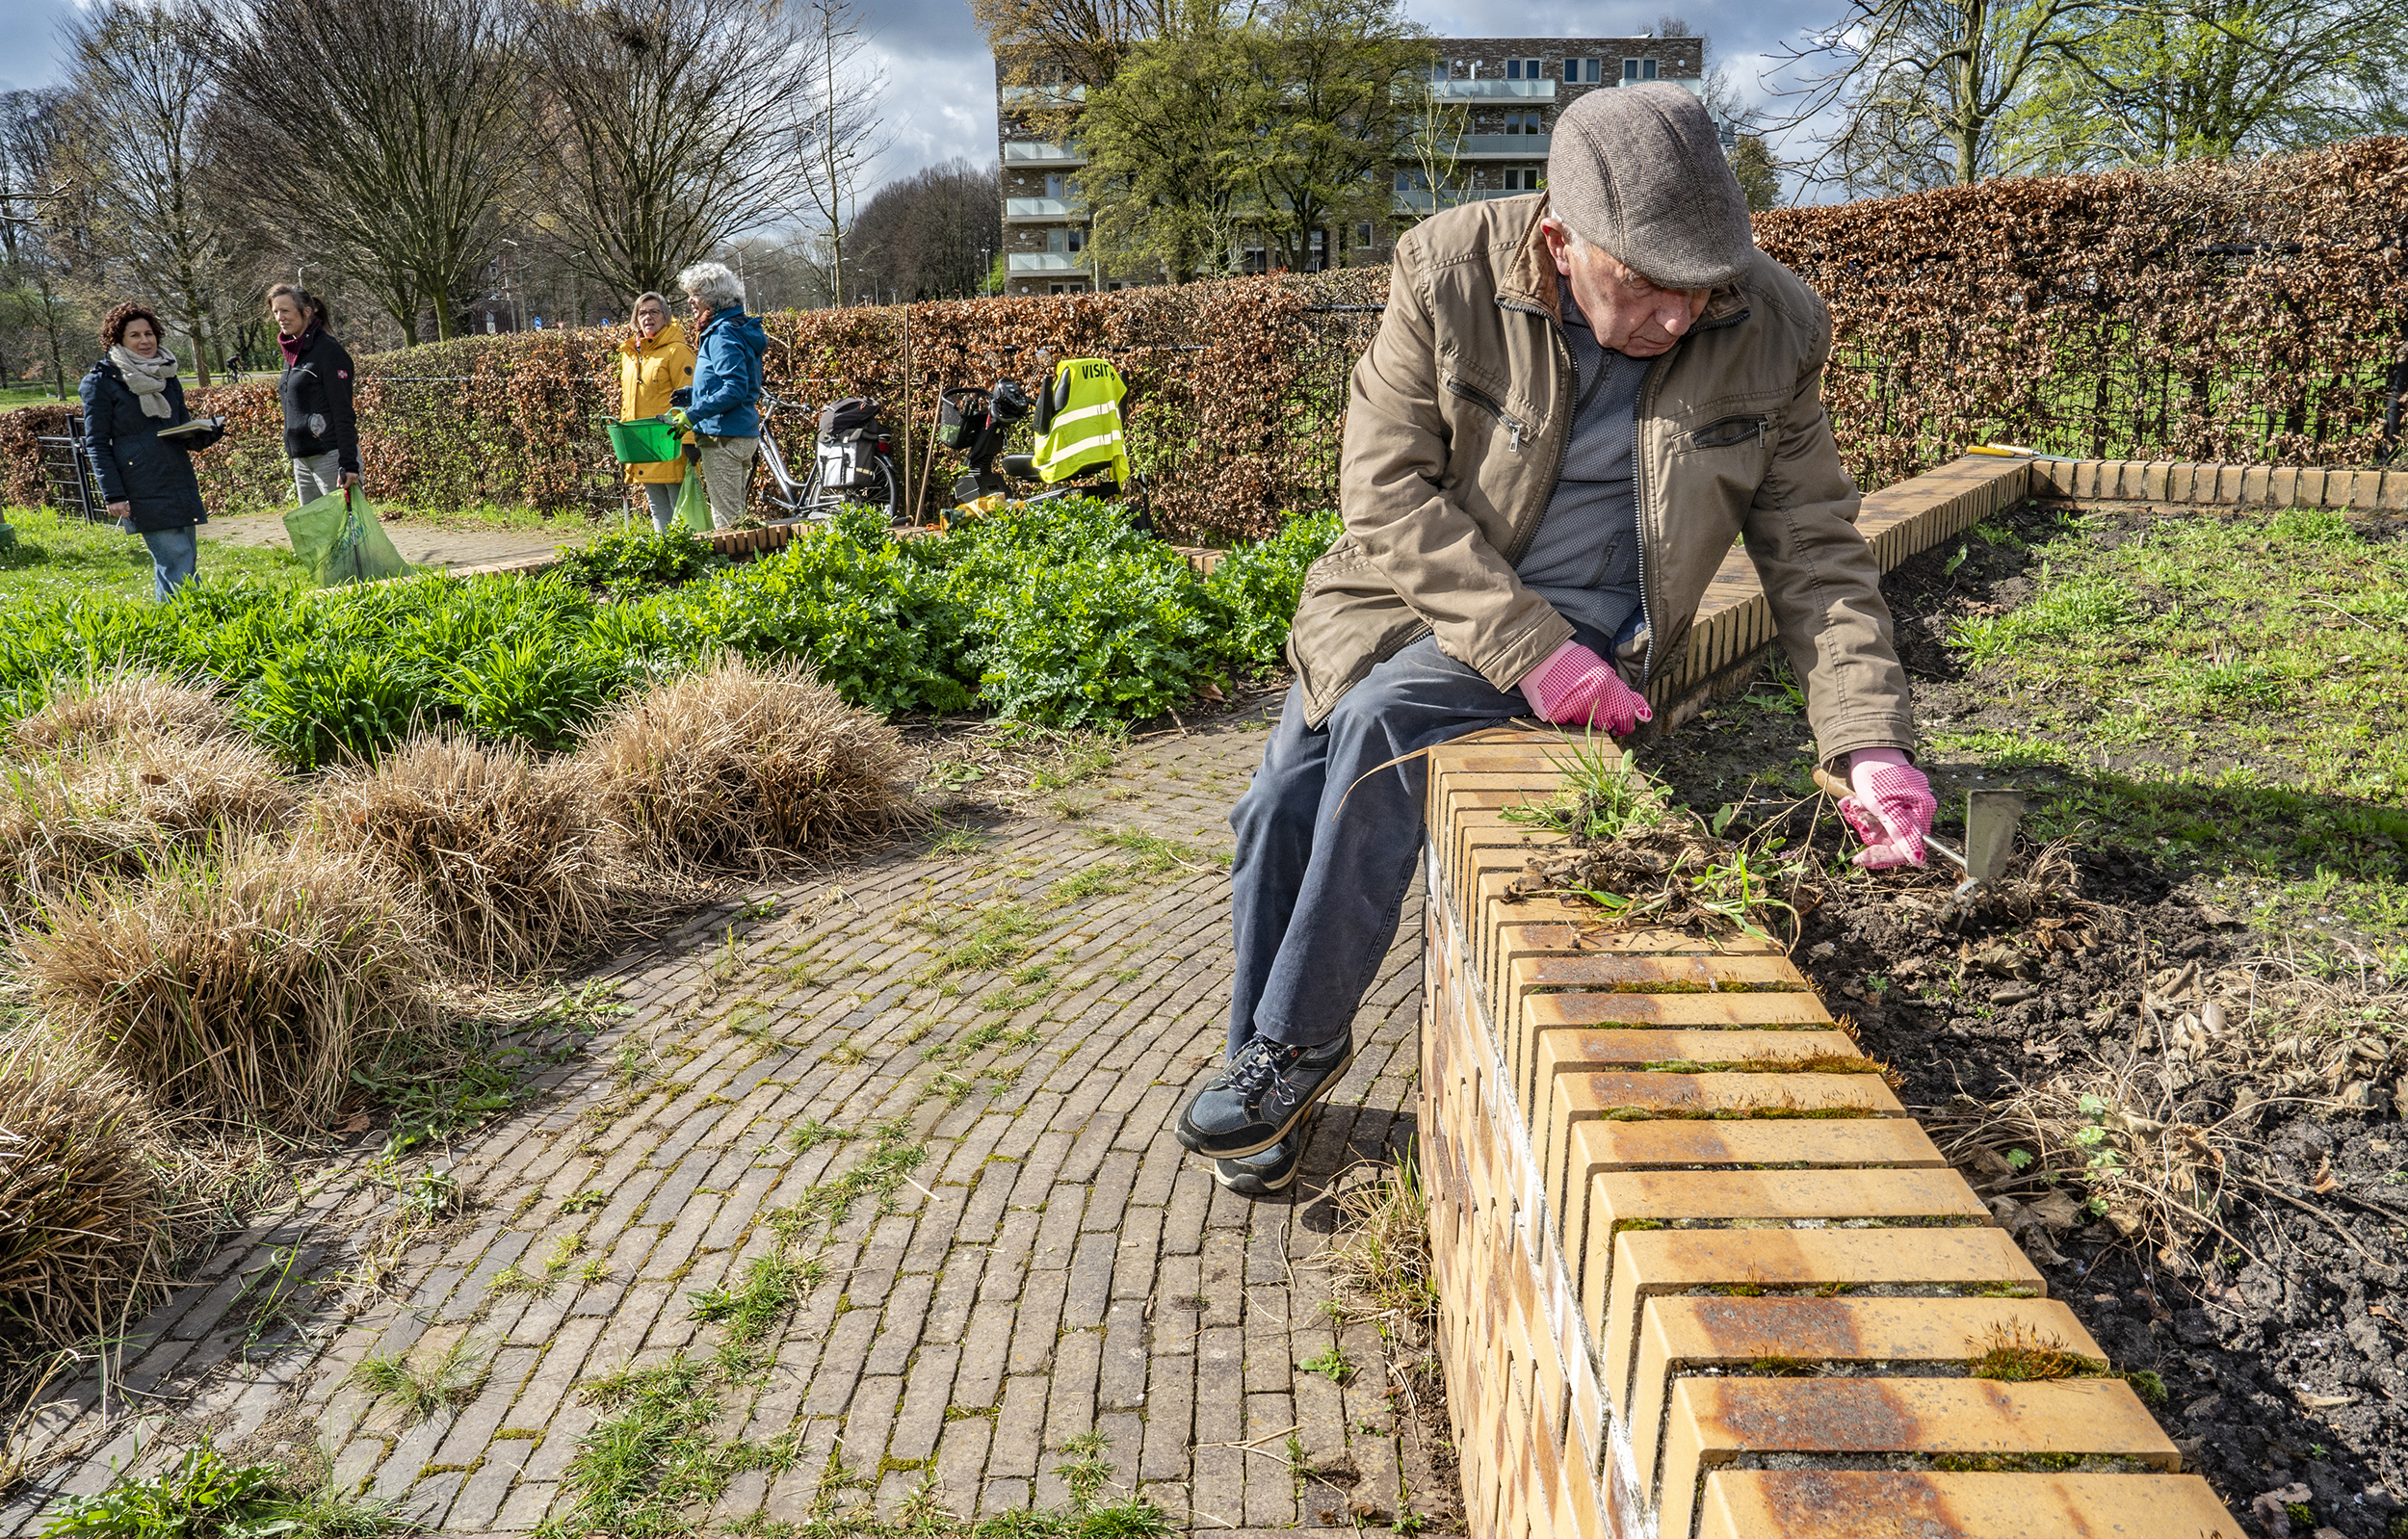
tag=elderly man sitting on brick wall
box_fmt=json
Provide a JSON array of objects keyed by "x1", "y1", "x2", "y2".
[{"x1": 1176, "y1": 85, "x2": 1937, "y2": 1196}]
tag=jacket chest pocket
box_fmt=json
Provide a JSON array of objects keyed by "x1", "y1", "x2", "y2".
[
  {"x1": 1681, "y1": 413, "x2": 1770, "y2": 452},
  {"x1": 1445, "y1": 376, "x2": 1532, "y2": 453}
]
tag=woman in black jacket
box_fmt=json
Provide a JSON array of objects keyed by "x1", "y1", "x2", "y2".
[
  {"x1": 268, "y1": 282, "x2": 359, "y2": 505},
  {"x1": 80, "y1": 301, "x2": 225, "y2": 602}
]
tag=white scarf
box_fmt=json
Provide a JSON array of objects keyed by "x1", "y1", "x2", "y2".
[{"x1": 109, "y1": 344, "x2": 178, "y2": 419}]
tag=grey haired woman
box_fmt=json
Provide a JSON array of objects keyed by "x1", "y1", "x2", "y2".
[{"x1": 664, "y1": 261, "x2": 767, "y2": 529}]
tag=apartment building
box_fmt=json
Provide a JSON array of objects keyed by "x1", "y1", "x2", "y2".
[{"x1": 996, "y1": 35, "x2": 1707, "y2": 297}]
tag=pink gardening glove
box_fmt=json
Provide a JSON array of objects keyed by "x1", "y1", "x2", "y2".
[
  {"x1": 1518, "y1": 640, "x2": 1654, "y2": 736},
  {"x1": 1838, "y1": 747, "x2": 1936, "y2": 869}
]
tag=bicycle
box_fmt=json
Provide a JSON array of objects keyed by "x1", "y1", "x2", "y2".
[{"x1": 756, "y1": 389, "x2": 902, "y2": 525}]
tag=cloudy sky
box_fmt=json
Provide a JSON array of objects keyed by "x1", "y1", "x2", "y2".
[{"x1": 4, "y1": 0, "x2": 1834, "y2": 189}]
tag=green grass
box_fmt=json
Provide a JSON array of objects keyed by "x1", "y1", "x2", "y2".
[
  {"x1": 0, "y1": 384, "x2": 71, "y2": 411},
  {"x1": 1660, "y1": 499, "x2": 2408, "y2": 977},
  {"x1": 1927, "y1": 504, "x2": 2407, "y2": 966},
  {"x1": 0, "y1": 502, "x2": 309, "y2": 604}
]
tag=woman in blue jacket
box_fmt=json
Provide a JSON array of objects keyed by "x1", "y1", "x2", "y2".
[
  {"x1": 80, "y1": 302, "x2": 225, "y2": 602},
  {"x1": 667, "y1": 260, "x2": 767, "y2": 529}
]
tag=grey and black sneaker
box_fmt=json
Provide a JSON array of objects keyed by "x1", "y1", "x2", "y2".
[
  {"x1": 1214, "y1": 1132, "x2": 1305, "y2": 1197},
  {"x1": 1174, "y1": 1033, "x2": 1354, "y2": 1160}
]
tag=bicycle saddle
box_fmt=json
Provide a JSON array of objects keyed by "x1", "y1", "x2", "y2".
[{"x1": 999, "y1": 452, "x2": 1037, "y2": 478}]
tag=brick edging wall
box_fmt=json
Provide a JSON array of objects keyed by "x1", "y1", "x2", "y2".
[{"x1": 1417, "y1": 729, "x2": 2245, "y2": 1538}]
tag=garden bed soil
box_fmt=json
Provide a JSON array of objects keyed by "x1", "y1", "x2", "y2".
[{"x1": 1638, "y1": 498, "x2": 2408, "y2": 1535}]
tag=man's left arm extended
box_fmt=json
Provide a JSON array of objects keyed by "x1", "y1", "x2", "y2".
[{"x1": 1738, "y1": 366, "x2": 1915, "y2": 770}]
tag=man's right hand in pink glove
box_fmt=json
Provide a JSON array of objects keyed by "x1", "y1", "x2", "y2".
[
  {"x1": 1837, "y1": 747, "x2": 1937, "y2": 870},
  {"x1": 1518, "y1": 640, "x2": 1654, "y2": 736}
]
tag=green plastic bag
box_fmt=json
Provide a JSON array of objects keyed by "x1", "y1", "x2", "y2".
[
  {"x1": 283, "y1": 487, "x2": 415, "y2": 587},
  {"x1": 675, "y1": 464, "x2": 713, "y2": 535}
]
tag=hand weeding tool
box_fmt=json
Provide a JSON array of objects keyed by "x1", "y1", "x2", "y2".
[{"x1": 1813, "y1": 768, "x2": 2025, "y2": 907}]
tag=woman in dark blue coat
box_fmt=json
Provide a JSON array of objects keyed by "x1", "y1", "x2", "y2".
[{"x1": 80, "y1": 301, "x2": 225, "y2": 602}]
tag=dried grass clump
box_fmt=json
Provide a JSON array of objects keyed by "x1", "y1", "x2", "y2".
[
  {"x1": 319, "y1": 730, "x2": 616, "y2": 975},
  {"x1": 20, "y1": 841, "x2": 436, "y2": 1128},
  {"x1": 0, "y1": 762, "x2": 156, "y2": 925},
  {"x1": 578, "y1": 656, "x2": 916, "y2": 872},
  {"x1": 0, "y1": 1038, "x2": 168, "y2": 1350},
  {"x1": 0, "y1": 740, "x2": 297, "y2": 926},
  {"x1": 10, "y1": 672, "x2": 234, "y2": 757}
]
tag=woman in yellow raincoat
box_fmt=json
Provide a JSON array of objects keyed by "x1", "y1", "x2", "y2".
[{"x1": 619, "y1": 291, "x2": 695, "y2": 531}]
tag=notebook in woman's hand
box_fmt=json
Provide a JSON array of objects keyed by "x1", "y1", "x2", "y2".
[{"x1": 155, "y1": 417, "x2": 222, "y2": 441}]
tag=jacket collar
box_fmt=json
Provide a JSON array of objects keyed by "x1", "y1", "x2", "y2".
[
  {"x1": 1495, "y1": 193, "x2": 1750, "y2": 336},
  {"x1": 622, "y1": 319, "x2": 686, "y2": 355}
]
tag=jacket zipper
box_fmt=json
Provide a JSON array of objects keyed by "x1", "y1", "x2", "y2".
[{"x1": 1445, "y1": 378, "x2": 1528, "y2": 453}]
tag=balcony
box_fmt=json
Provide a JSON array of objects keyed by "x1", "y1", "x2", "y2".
[
  {"x1": 1008, "y1": 252, "x2": 1087, "y2": 274},
  {"x1": 1003, "y1": 141, "x2": 1086, "y2": 167},
  {"x1": 999, "y1": 84, "x2": 1086, "y2": 104},
  {"x1": 1456, "y1": 134, "x2": 1551, "y2": 158},
  {"x1": 1427, "y1": 78, "x2": 1557, "y2": 100},
  {"x1": 1006, "y1": 197, "x2": 1086, "y2": 222}
]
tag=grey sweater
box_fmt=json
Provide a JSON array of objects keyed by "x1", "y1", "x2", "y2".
[{"x1": 1512, "y1": 291, "x2": 1648, "y2": 648}]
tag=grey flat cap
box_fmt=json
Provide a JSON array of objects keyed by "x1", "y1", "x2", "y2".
[{"x1": 1546, "y1": 82, "x2": 1753, "y2": 290}]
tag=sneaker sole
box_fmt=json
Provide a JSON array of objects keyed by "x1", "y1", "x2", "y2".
[
  {"x1": 1177, "y1": 1045, "x2": 1355, "y2": 1161},
  {"x1": 1212, "y1": 1159, "x2": 1300, "y2": 1196}
]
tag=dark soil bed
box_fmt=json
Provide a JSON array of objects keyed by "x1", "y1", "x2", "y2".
[{"x1": 1640, "y1": 500, "x2": 2408, "y2": 1536}]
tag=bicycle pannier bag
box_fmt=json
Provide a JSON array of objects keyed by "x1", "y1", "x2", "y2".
[
  {"x1": 818, "y1": 397, "x2": 882, "y2": 442},
  {"x1": 816, "y1": 438, "x2": 878, "y2": 489}
]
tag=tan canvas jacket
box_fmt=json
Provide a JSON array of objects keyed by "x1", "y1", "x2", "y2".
[{"x1": 1288, "y1": 194, "x2": 1914, "y2": 768}]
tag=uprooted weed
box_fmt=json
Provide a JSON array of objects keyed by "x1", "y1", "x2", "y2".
[{"x1": 1500, "y1": 735, "x2": 1812, "y2": 943}]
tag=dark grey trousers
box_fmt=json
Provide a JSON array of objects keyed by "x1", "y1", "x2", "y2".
[{"x1": 1226, "y1": 631, "x2": 1574, "y2": 1054}]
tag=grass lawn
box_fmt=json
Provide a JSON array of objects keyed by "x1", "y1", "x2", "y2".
[
  {"x1": 0, "y1": 503, "x2": 309, "y2": 604},
  {"x1": 1649, "y1": 496, "x2": 2408, "y2": 977},
  {"x1": 0, "y1": 385, "x2": 72, "y2": 411}
]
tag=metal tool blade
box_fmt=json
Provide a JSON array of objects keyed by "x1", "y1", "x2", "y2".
[{"x1": 1964, "y1": 790, "x2": 2025, "y2": 885}]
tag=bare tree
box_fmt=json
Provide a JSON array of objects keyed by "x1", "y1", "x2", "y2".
[
  {"x1": 519, "y1": 0, "x2": 828, "y2": 305},
  {"x1": 848, "y1": 159, "x2": 1003, "y2": 301},
  {"x1": 1767, "y1": 0, "x2": 2103, "y2": 189},
  {"x1": 207, "y1": 0, "x2": 531, "y2": 343},
  {"x1": 976, "y1": 0, "x2": 1176, "y2": 91},
  {"x1": 0, "y1": 89, "x2": 80, "y2": 399},
  {"x1": 1397, "y1": 72, "x2": 1467, "y2": 227},
  {"x1": 54, "y1": 0, "x2": 237, "y2": 385},
  {"x1": 793, "y1": 0, "x2": 892, "y2": 305}
]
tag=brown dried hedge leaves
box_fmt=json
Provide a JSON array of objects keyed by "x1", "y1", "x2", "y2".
[{"x1": 4, "y1": 142, "x2": 2397, "y2": 526}]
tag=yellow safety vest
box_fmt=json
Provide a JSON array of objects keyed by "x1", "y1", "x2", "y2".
[{"x1": 1032, "y1": 357, "x2": 1132, "y2": 486}]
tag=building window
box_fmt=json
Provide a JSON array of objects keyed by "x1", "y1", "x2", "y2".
[
  {"x1": 1354, "y1": 221, "x2": 1374, "y2": 247},
  {"x1": 1395, "y1": 168, "x2": 1429, "y2": 191},
  {"x1": 1503, "y1": 110, "x2": 1545, "y2": 135},
  {"x1": 1044, "y1": 227, "x2": 1086, "y2": 254},
  {"x1": 1500, "y1": 167, "x2": 1541, "y2": 192},
  {"x1": 1505, "y1": 57, "x2": 1542, "y2": 80},
  {"x1": 1623, "y1": 57, "x2": 1660, "y2": 82},
  {"x1": 1044, "y1": 172, "x2": 1070, "y2": 198},
  {"x1": 1585, "y1": 57, "x2": 1602, "y2": 82}
]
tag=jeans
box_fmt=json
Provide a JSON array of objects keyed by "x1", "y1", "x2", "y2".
[
  {"x1": 696, "y1": 434, "x2": 758, "y2": 529},
  {"x1": 641, "y1": 482, "x2": 679, "y2": 533},
  {"x1": 293, "y1": 451, "x2": 344, "y2": 506},
  {"x1": 1227, "y1": 632, "x2": 1550, "y2": 1054},
  {"x1": 135, "y1": 524, "x2": 198, "y2": 602}
]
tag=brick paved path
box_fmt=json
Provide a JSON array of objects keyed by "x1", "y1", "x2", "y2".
[{"x1": 2, "y1": 714, "x2": 1448, "y2": 1535}]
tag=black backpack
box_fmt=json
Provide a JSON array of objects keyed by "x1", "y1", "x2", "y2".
[{"x1": 819, "y1": 397, "x2": 882, "y2": 442}]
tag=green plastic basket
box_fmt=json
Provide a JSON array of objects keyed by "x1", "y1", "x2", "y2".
[{"x1": 608, "y1": 416, "x2": 684, "y2": 464}]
